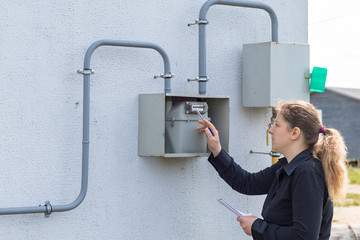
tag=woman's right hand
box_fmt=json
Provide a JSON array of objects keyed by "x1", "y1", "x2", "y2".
[{"x1": 197, "y1": 118, "x2": 222, "y2": 157}]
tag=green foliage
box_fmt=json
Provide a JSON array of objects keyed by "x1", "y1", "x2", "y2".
[
  {"x1": 334, "y1": 193, "x2": 360, "y2": 207},
  {"x1": 333, "y1": 166, "x2": 360, "y2": 207},
  {"x1": 347, "y1": 167, "x2": 360, "y2": 185}
]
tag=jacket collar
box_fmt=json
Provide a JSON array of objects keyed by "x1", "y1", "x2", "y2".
[{"x1": 283, "y1": 148, "x2": 312, "y2": 176}]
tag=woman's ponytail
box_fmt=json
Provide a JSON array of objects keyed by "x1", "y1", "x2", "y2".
[{"x1": 312, "y1": 128, "x2": 348, "y2": 200}]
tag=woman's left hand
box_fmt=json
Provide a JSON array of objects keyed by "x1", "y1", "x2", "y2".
[{"x1": 237, "y1": 215, "x2": 259, "y2": 236}]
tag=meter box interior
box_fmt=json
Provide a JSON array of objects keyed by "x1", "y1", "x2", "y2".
[
  {"x1": 138, "y1": 93, "x2": 229, "y2": 158},
  {"x1": 242, "y1": 42, "x2": 310, "y2": 107}
]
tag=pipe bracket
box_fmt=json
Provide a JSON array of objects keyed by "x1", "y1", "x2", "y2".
[
  {"x1": 187, "y1": 76, "x2": 209, "y2": 82},
  {"x1": 77, "y1": 69, "x2": 95, "y2": 75},
  {"x1": 44, "y1": 200, "x2": 52, "y2": 218},
  {"x1": 250, "y1": 150, "x2": 281, "y2": 157},
  {"x1": 187, "y1": 19, "x2": 209, "y2": 26},
  {"x1": 154, "y1": 73, "x2": 174, "y2": 79}
]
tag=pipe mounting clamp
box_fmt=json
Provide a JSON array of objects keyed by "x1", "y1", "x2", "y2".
[
  {"x1": 77, "y1": 69, "x2": 95, "y2": 75},
  {"x1": 154, "y1": 73, "x2": 174, "y2": 79},
  {"x1": 187, "y1": 76, "x2": 209, "y2": 82},
  {"x1": 188, "y1": 19, "x2": 209, "y2": 26},
  {"x1": 44, "y1": 200, "x2": 52, "y2": 218}
]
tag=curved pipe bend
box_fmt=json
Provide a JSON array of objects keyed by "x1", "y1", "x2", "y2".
[
  {"x1": 199, "y1": 0, "x2": 278, "y2": 41},
  {"x1": 84, "y1": 40, "x2": 173, "y2": 94}
]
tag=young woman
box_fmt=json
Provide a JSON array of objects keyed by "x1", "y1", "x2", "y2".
[{"x1": 197, "y1": 100, "x2": 348, "y2": 240}]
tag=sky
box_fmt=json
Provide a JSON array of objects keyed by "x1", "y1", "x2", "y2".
[{"x1": 309, "y1": 0, "x2": 360, "y2": 89}]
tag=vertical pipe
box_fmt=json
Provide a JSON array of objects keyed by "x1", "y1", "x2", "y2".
[
  {"x1": 199, "y1": 25, "x2": 207, "y2": 95},
  {"x1": 52, "y1": 73, "x2": 90, "y2": 212},
  {"x1": 197, "y1": 0, "x2": 279, "y2": 95}
]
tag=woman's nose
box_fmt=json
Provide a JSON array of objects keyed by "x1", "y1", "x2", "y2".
[{"x1": 268, "y1": 125, "x2": 274, "y2": 134}]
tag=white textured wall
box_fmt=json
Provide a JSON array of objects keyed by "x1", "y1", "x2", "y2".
[{"x1": 0, "y1": 0, "x2": 307, "y2": 239}]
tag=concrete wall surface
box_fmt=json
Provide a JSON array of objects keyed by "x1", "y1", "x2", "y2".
[{"x1": 0, "y1": 0, "x2": 307, "y2": 239}]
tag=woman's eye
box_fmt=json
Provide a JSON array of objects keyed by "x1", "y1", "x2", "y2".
[{"x1": 275, "y1": 124, "x2": 279, "y2": 127}]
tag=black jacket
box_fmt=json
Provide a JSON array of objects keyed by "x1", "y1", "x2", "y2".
[{"x1": 208, "y1": 148, "x2": 333, "y2": 240}]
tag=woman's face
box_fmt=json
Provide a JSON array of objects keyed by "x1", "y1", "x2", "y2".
[{"x1": 268, "y1": 113, "x2": 293, "y2": 153}]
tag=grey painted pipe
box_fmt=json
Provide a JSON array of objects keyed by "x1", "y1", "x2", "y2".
[
  {"x1": 83, "y1": 40, "x2": 172, "y2": 94},
  {"x1": 0, "y1": 39, "x2": 172, "y2": 216},
  {"x1": 197, "y1": 0, "x2": 279, "y2": 95}
]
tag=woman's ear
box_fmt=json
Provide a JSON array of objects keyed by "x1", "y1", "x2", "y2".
[{"x1": 290, "y1": 127, "x2": 301, "y2": 140}]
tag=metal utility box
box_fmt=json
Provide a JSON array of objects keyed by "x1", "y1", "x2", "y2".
[
  {"x1": 138, "y1": 93, "x2": 229, "y2": 158},
  {"x1": 242, "y1": 42, "x2": 310, "y2": 107}
]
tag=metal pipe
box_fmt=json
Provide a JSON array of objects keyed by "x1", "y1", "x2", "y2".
[
  {"x1": 0, "y1": 39, "x2": 173, "y2": 216},
  {"x1": 192, "y1": 0, "x2": 279, "y2": 95},
  {"x1": 83, "y1": 40, "x2": 173, "y2": 94}
]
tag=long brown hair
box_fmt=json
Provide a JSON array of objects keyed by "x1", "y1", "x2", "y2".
[{"x1": 274, "y1": 100, "x2": 348, "y2": 200}]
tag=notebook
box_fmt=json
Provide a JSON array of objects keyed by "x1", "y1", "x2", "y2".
[{"x1": 217, "y1": 199, "x2": 251, "y2": 217}]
